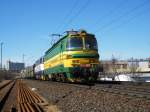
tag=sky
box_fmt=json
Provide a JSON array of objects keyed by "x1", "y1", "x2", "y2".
[{"x1": 0, "y1": 0, "x2": 150, "y2": 67}]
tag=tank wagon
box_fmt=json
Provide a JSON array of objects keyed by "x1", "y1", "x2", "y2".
[{"x1": 44, "y1": 30, "x2": 100, "y2": 82}]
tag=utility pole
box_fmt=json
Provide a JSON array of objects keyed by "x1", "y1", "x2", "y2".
[
  {"x1": 1, "y1": 42, "x2": 3, "y2": 70},
  {"x1": 22, "y1": 54, "x2": 25, "y2": 68}
]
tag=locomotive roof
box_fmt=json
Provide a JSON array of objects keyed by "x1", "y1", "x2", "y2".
[
  {"x1": 35, "y1": 56, "x2": 44, "y2": 64},
  {"x1": 45, "y1": 30, "x2": 95, "y2": 54},
  {"x1": 45, "y1": 35, "x2": 67, "y2": 54}
]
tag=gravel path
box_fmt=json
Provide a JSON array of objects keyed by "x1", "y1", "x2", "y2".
[{"x1": 24, "y1": 79, "x2": 150, "y2": 112}]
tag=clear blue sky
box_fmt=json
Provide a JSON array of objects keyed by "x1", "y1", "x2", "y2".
[{"x1": 0, "y1": 0, "x2": 150, "y2": 66}]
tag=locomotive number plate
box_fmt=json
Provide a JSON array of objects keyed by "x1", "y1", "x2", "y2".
[{"x1": 80, "y1": 64, "x2": 90, "y2": 67}]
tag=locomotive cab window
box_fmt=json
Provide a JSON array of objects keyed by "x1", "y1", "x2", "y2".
[
  {"x1": 66, "y1": 37, "x2": 83, "y2": 50},
  {"x1": 85, "y1": 37, "x2": 98, "y2": 50}
]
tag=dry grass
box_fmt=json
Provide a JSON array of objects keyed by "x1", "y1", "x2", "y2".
[
  {"x1": 0, "y1": 70, "x2": 17, "y2": 80},
  {"x1": 0, "y1": 70, "x2": 5, "y2": 81}
]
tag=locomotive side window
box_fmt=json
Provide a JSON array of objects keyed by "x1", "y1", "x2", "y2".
[
  {"x1": 85, "y1": 37, "x2": 98, "y2": 50},
  {"x1": 67, "y1": 37, "x2": 83, "y2": 50}
]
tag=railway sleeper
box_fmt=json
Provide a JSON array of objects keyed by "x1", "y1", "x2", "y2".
[{"x1": 17, "y1": 80, "x2": 48, "y2": 111}]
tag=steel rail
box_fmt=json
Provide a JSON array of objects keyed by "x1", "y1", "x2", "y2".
[{"x1": 17, "y1": 80, "x2": 46, "y2": 112}]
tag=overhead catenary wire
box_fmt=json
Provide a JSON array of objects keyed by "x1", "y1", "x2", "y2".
[
  {"x1": 90, "y1": 0, "x2": 129, "y2": 29},
  {"x1": 54, "y1": 0, "x2": 79, "y2": 33},
  {"x1": 50, "y1": 0, "x2": 79, "y2": 48},
  {"x1": 94, "y1": 0, "x2": 150, "y2": 33},
  {"x1": 101, "y1": 7, "x2": 150, "y2": 34},
  {"x1": 60, "y1": 0, "x2": 91, "y2": 32}
]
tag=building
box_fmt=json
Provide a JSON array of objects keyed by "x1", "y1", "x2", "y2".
[
  {"x1": 101, "y1": 60, "x2": 128, "y2": 73},
  {"x1": 101, "y1": 58, "x2": 150, "y2": 73},
  {"x1": 7, "y1": 61, "x2": 25, "y2": 72},
  {"x1": 128, "y1": 58, "x2": 150, "y2": 73},
  {"x1": 138, "y1": 61, "x2": 150, "y2": 72}
]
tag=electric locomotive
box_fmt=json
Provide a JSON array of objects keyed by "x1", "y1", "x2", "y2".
[{"x1": 44, "y1": 30, "x2": 100, "y2": 82}]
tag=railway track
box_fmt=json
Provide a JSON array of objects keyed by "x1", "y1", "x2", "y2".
[
  {"x1": 24, "y1": 79, "x2": 150, "y2": 112},
  {"x1": 55, "y1": 80, "x2": 150, "y2": 100},
  {"x1": 0, "y1": 80, "x2": 14, "y2": 90},
  {"x1": 0, "y1": 80, "x2": 49, "y2": 112},
  {"x1": 17, "y1": 80, "x2": 48, "y2": 112},
  {"x1": 94, "y1": 83, "x2": 150, "y2": 100},
  {"x1": 0, "y1": 80, "x2": 15, "y2": 111},
  {"x1": 37, "y1": 79, "x2": 150, "y2": 101}
]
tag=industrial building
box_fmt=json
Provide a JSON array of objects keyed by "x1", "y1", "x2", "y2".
[
  {"x1": 7, "y1": 61, "x2": 25, "y2": 72},
  {"x1": 101, "y1": 58, "x2": 150, "y2": 73},
  {"x1": 101, "y1": 60, "x2": 128, "y2": 73},
  {"x1": 128, "y1": 58, "x2": 150, "y2": 73}
]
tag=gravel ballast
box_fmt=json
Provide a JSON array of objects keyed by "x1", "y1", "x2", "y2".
[{"x1": 24, "y1": 80, "x2": 150, "y2": 112}]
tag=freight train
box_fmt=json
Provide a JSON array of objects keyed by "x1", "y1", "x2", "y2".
[{"x1": 23, "y1": 30, "x2": 100, "y2": 82}]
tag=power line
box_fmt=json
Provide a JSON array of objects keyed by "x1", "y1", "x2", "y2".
[
  {"x1": 55, "y1": 0, "x2": 79, "y2": 33},
  {"x1": 101, "y1": 7, "x2": 150, "y2": 33},
  {"x1": 25, "y1": 56, "x2": 37, "y2": 66},
  {"x1": 60, "y1": 0, "x2": 91, "y2": 32},
  {"x1": 50, "y1": 33, "x2": 63, "y2": 46},
  {"x1": 94, "y1": 0, "x2": 150, "y2": 33},
  {"x1": 90, "y1": 0, "x2": 129, "y2": 29}
]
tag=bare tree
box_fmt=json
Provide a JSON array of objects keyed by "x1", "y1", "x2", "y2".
[
  {"x1": 130, "y1": 57, "x2": 138, "y2": 74},
  {"x1": 111, "y1": 55, "x2": 118, "y2": 73}
]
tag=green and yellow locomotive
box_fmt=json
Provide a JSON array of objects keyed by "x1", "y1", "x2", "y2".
[{"x1": 44, "y1": 30, "x2": 100, "y2": 82}]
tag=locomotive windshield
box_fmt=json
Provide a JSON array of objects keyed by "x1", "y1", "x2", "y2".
[
  {"x1": 85, "y1": 37, "x2": 98, "y2": 50},
  {"x1": 67, "y1": 37, "x2": 83, "y2": 50}
]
